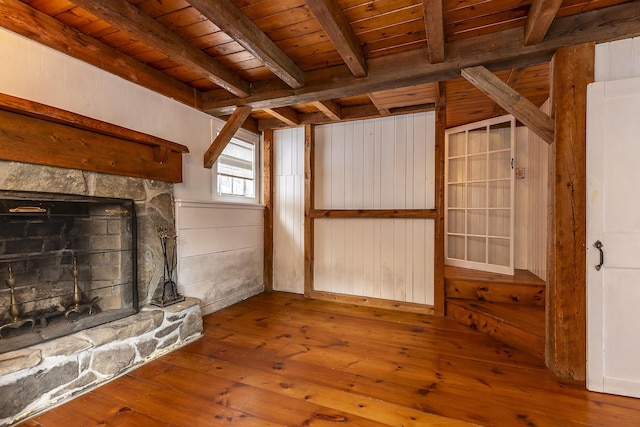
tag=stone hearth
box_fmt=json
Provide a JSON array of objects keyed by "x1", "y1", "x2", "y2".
[{"x1": 0, "y1": 298, "x2": 202, "y2": 426}]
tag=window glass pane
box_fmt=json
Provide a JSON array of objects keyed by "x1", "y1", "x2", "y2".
[
  {"x1": 489, "y1": 125, "x2": 510, "y2": 151},
  {"x1": 448, "y1": 209, "x2": 465, "y2": 234},
  {"x1": 467, "y1": 182, "x2": 486, "y2": 208},
  {"x1": 217, "y1": 138, "x2": 255, "y2": 198},
  {"x1": 448, "y1": 235, "x2": 465, "y2": 260},
  {"x1": 488, "y1": 209, "x2": 510, "y2": 237},
  {"x1": 488, "y1": 238, "x2": 510, "y2": 266},
  {"x1": 468, "y1": 128, "x2": 487, "y2": 154},
  {"x1": 467, "y1": 154, "x2": 486, "y2": 181},
  {"x1": 467, "y1": 237, "x2": 486, "y2": 263},
  {"x1": 488, "y1": 151, "x2": 510, "y2": 179},
  {"x1": 448, "y1": 132, "x2": 466, "y2": 157},
  {"x1": 467, "y1": 209, "x2": 486, "y2": 235},
  {"x1": 448, "y1": 183, "x2": 465, "y2": 208},
  {"x1": 488, "y1": 180, "x2": 510, "y2": 208},
  {"x1": 448, "y1": 158, "x2": 466, "y2": 183}
]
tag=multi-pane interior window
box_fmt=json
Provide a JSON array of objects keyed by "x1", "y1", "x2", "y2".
[
  {"x1": 217, "y1": 137, "x2": 256, "y2": 198},
  {"x1": 444, "y1": 115, "x2": 515, "y2": 275}
]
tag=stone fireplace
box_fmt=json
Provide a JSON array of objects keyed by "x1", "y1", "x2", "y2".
[
  {"x1": 0, "y1": 161, "x2": 202, "y2": 426},
  {"x1": 0, "y1": 191, "x2": 138, "y2": 354}
]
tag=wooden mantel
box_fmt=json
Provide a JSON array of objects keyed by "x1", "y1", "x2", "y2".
[{"x1": 0, "y1": 93, "x2": 189, "y2": 183}]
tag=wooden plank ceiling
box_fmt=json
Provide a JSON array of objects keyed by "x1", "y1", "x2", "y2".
[{"x1": 2, "y1": 0, "x2": 639, "y2": 131}]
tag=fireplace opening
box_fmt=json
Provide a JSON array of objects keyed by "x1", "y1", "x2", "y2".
[{"x1": 0, "y1": 191, "x2": 137, "y2": 354}]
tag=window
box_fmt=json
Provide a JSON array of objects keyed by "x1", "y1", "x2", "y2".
[{"x1": 213, "y1": 136, "x2": 260, "y2": 204}]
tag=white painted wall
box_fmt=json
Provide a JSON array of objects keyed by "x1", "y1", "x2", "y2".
[
  {"x1": 175, "y1": 201, "x2": 264, "y2": 314},
  {"x1": 0, "y1": 27, "x2": 263, "y2": 312},
  {"x1": 514, "y1": 126, "x2": 529, "y2": 270},
  {"x1": 272, "y1": 127, "x2": 305, "y2": 293},
  {"x1": 526, "y1": 100, "x2": 550, "y2": 281},
  {"x1": 595, "y1": 37, "x2": 640, "y2": 82},
  {"x1": 314, "y1": 113, "x2": 435, "y2": 304}
]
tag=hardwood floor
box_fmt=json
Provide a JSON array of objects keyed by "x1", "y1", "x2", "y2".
[{"x1": 17, "y1": 292, "x2": 640, "y2": 427}]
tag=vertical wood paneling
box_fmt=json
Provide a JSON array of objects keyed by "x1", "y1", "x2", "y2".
[
  {"x1": 314, "y1": 218, "x2": 435, "y2": 304},
  {"x1": 595, "y1": 36, "x2": 640, "y2": 82},
  {"x1": 273, "y1": 127, "x2": 305, "y2": 294},
  {"x1": 352, "y1": 121, "x2": 365, "y2": 208},
  {"x1": 514, "y1": 126, "x2": 529, "y2": 270},
  {"x1": 363, "y1": 120, "x2": 376, "y2": 208},
  {"x1": 312, "y1": 112, "x2": 436, "y2": 305},
  {"x1": 315, "y1": 113, "x2": 435, "y2": 211},
  {"x1": 380, "y1": 119, "x2": 396, "y2": 208},
  {"x1": 527, "y1": 100, "x2": 550, "y2": 281}
]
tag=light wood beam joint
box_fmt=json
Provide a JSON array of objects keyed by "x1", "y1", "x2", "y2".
[
  {"x1": 204, "y1": 106, "x2": 253, "y2": 168},
  {"x1": 70, "y1": 0, "x2": 251, "y2": 97},
  {"x1": 525, "y1": 0, "x2": 563, "y2": 45},
  {"x1": 461, "y1": 66, "x2": 554, "y2": 144},
  {"x1": 305, "y1": 0, "x2": 367, "y2": 77},
  {"x1": 188, "y1": 0, "x2": 305, "y2": 89},
  {"x1": 422, "y1": 0, "x2": 445, "y2": 63}
]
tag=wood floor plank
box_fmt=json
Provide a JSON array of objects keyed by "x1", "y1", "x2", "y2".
[
  {"x1": 93, "y1": 374, "x2": 279, "y2": 426},
  {"x1": 22, "y1": 393, "x2": 173, "y2": 427},
  {"x1": 209, "y1": 296, "x2": 545, "y2": 367},
  {"x1": 16, "y1": 292, "x2": 640, "y2": 427},
  {"x1": 149, "y1": 354, "x2": 459, "y2": 426}
]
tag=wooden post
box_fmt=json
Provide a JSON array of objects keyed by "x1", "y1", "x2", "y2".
[
  {"x1": 434, "y1": 81, "x2": 446, "y2": 316},
  {"x1": 546, "y1": 42, "x2": 594, "y2": 381},
  {"x1": 304, "y1": 125, "x2": 315, "y2": 297},
  {"x1": 263, "y1": 129, "x2": 274, "y2": 292}
]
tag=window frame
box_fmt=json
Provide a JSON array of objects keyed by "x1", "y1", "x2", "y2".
[{"x1": 211, "y1": 129, "x2": 261, "y2": 205}]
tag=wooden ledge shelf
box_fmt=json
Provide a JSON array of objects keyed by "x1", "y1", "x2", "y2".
[
  {"x1": 310, "y1": 209, "x2": 437, "y2": 219},
  {"x1": 0, "y1": 93, "x2": 189, "y2": 182}
]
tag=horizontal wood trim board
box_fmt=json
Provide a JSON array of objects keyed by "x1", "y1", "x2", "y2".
[
  {"x1": 0, "y1": 93, "x2": 189, "y2": 154},
  {"x1": 311, "y1": 209, "x2": 437, "y2": 219},
  {"x1": 0, "y1": 109, "x2": 183, "y2": 183},
  {"x1": 308, "y1": 290, "x2": 435, "y2": 315}
]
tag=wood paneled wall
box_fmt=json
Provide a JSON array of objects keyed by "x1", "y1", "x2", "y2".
[
  {"x1": 595, "y1": 37, "x2": 640, "y2": 81},
  {"x1": 273, "y1": 127, "x2": 306, "y2": 293},
  {"x1": 514, "y1": 127, "x2": 529, "y2": 270},
  {"x1": 314, "y1": 115, "x2": 434, "y2": 210},
  {"x1": 527, "y1": 100, "x2": 550, "y2": 281},
  {"x1": 313, "y1": 113, "x2": 436, "y2": 305},
  {"x1": 176, "y1": 201, "x2": 264, "y2": 314}
]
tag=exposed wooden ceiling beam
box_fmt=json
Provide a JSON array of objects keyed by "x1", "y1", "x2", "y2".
[
  {"x1": 217, "y1": 115, "x2": 261, "y2": 135},
  {"x1": 461, "y1": 66, "x2": 554, "y2": 143},
  {"x1": 524, "y1": 0, "x2": 563, "y2": 45},
  {"x1": 490, "y1": 68, "x2": 527, "y2": 116},
  {"x1": 70, "y1": 0, "x2": 250, "y2": 98},
  {"x1": 264, "y1": 107, "x2": 301, "y2": 127},
  {"x1": 422, "y1": 0, "x2": 445, "y2": 63},
  {"x1": 0, "y1": 0, "x2": 200, "y2": 108},
  {"x1": 313, "y1": 100, "x2": 342, "y2": 121},
  {"x1": 188, "y1": 0, "x2": 305, "y2": 89},
  {"x1": 204, "y1": 106, "x2": 253, "y2": 168},
  {"x1": 259, "y1": 103, "x2": 434, "y2": 130},
  {"x1": 367, "y1": 94, "x2": 390, "y2": 116},
  {"x1": 203, "y1": 1, "x2": 640, "y2": 114},
  {"x1": 305, "y1": 0, "x2": 367, "y2": 77}
]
